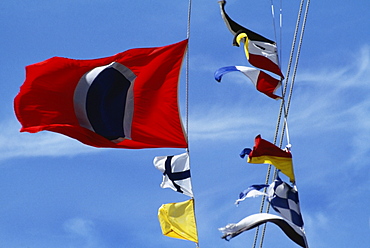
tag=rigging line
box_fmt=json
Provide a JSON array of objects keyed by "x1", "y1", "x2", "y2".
[
  {"x1": 251, "y1": 1, "x2": 283, "y2": 247},
  {"x1": 252, "y1": 0, "x2": 307, "y2": 247},
  {"x1": 192, "y1": 197, "x2": 200, "y2": 248},
  {"x1": 269, "y1": 0, "x2": 278, "y2": 48},
  {"x1": 281, "y1": 0, "x2": 305, "y2": 98},
  {"x1": 251, "y1": 0, "x2": 283, "y2": 246},
  {"x1": 186, "y1": 2, "x2": 199, "y2": 247},
  {"x1": 185, "y1": 0, "x2": 192, "y2": 144},
  {"x1": 280, "y1": 0, "x2": 283, "y2": 65},
  {"x1": 276, "y1": 0, "x2": 310, "y2": 152},
  {"x1": 269, "y1": 0, "x2": 282, "y2": 72},
  {"x1": 285, "y1": 0, "x2": 310, "y2": 121},
  {"x1": 258, "y1": 1, "x2": 310, "y2": 248},
  {"x1": 250, "y1": 100, "x2": 289, "y2": 248}
]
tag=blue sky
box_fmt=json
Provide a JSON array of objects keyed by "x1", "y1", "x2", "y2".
[{"x1": 1, "y1": 0, "x2": 369, "y2": 248}]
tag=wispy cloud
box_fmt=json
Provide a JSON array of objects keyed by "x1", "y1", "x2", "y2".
[
  {"x1": 0, "y1": 119, "x2": 101, "y2": 161},
  {"x1": 291, "y1": 45, "x2": 370, "y2": 154},
  {"x1": 188, "y1": 104, "x2": 278, "y2": 141},
  {"x1": 63, "y1": 217, "x2": 102, "y2": 248},
  {"x1": 190, "y1": 45, "x2": 370, "y2": 144}
]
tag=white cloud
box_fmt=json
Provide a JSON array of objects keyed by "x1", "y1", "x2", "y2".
[
  {"x1": 63, "y1": 217, "x2": 102, "y2": 248},
  {"x1": 292, "y1": 45, "x2": 370, "y2": 146},
  {"x1": 0, "y1": 119, "x2": 101, "y2": 161},
  {"x1": 188, "y1": 104, "x2": 278, "y2": 141},
  {"x1": 64, "y1": 218, "x2": 95, "y2": 237}
]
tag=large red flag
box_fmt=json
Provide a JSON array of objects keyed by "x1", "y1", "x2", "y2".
[{"x1": 14, "y1": 40, "x2": 188, "y2": 149}]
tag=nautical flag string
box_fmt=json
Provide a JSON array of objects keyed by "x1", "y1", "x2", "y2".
[
  {"x1": 233, "y1": 176, "x2": 304, "y2": 228},
  {"x1": 218, "y1": 0, "x2": 283, "y2": 78}
]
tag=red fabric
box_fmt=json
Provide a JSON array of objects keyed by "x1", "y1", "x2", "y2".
[
  {"x1": 14, "y1": 40, "x2": 188, "y2": 149},
  {"x1": 249, "y1": 135, "x2": 292, "y2": 158},
  {"x1": 255, "y1": 71, "x2": 281, "y2": 99},
  {"x1": 249, "y1": 54, "x2": 284, "y2": 79}
]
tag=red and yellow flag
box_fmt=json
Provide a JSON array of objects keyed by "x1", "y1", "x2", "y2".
[{"x1": 248, "y1": 135, "x2": 295, "y2": 182}]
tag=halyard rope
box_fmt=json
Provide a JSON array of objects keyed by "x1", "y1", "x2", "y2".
[
  {"x1": 185, "y1": 0, "x2": 192, "y2": 143},
  {"x1": 186, "y1": 2, "x2": 200, "y2": 248},
  {"x1": 252, "y1": 0, "x2": 310, "y2": 247}
]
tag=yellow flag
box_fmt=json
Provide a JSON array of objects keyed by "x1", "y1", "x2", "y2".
[{"x1": 158, "y1": 198, "x2": 198, "y2": 243}]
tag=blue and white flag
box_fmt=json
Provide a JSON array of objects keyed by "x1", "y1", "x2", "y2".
[
  {"x1": 153, "y1": 152, "x2": 193, "y2": 197},
  {"x1": 235, "y1": 184, "x2": 269, "y2": 205},
  {"x1": 267, "y1": 176, "x2": 304, "y2": 228}
]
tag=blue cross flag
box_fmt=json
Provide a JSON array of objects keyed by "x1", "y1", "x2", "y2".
[{"x1": 153, "y1": 152, "x2": 193, "y2": 197}]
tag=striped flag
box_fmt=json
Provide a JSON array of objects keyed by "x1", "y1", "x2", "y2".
[
  {"x1": 214, "y1": 66, "x2": 282, "y2": 99},
  {"x1": 153, "y1": 152, "x2": 193, "y2": 197}
]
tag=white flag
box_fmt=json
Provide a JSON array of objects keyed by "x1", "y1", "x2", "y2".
[
  {"x1": 153, "y1": 152, "x2": 193, "y2": 197},
  {"x1": 219, "y1": 213, "x2": 308, "y2": 248},
  {"x1": 235, "y1": 184, "x2": 269, "y2": 205}
]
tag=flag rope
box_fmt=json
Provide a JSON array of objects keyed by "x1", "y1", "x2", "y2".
[
  {"x1": 279, "y1": 0, "x2": 283, "y2": 65},
  {"x1": 187, "y1": 2, "x2": 200, "y2": 247},
  {"x1": 250, "y1": 0, "x2": 289, "y2": 245},
  {"x1": 251, "y1": 0, "x2": 311, "y2": 247},
  {"x1": 192, "y1": 197, "x2": 200, "y2": 248},
  {"x1": 185, "y1": 0, "x2": 192, "y2": 142},
  {"x1": 269, "y1": 0, "x2": 282, "y2": 70},
  {"x1": 259, "y1": 0, "x2": 311, "y2": 247}
]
